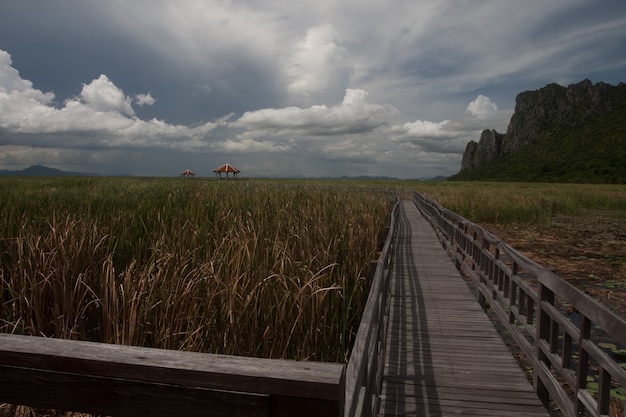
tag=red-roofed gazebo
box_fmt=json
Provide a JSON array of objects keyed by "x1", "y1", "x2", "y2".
[{"x1": 213, "y1": 163, "x2": 240, "y2": 180}]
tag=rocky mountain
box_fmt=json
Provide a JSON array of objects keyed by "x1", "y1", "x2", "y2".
[
  {"x1": 460, "y1": 129, "x2": 505, "y2": 171},
  {"x1": 454, "y1": 80, "x2": 626, "y2": 182}
]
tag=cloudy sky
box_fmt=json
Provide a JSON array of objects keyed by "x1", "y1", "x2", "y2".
[{"x1": 1, "y1": 1, "x2": 625, "y2": 178}]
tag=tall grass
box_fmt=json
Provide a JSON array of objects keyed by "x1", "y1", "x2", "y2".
[
  {"x1": 413, "y1": 182, "x2": 626, "y2": 223},
  {"x1": 0, "y1": 178, "x2": 392, "y2": 362}
]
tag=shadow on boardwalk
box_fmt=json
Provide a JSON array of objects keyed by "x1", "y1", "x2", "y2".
[{"x1": 378, "y1": 201, "x2": 550, "y2": 417}]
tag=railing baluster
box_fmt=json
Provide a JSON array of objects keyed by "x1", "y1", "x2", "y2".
[
  {"x1": 562, "y1": 332, "x2": 572, "y2": 369},
  {"x1": 575, "y1": 316, "x2": 591, "y2": 416},
  {"x1": 536, "y1": 282, "x2": 554, "y2": 408},
  {"x1": 509, "y1": 263, "x2": 518, "y2": 324},
  {"x1": 598, "y1": 367, "x2": 611, "y2": 416},
  {"x1": 526, "y1": 295, "x2": 535, "y2": 326}
]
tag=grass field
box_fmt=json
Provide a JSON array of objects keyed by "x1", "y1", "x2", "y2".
[
  {"x1": 2, "y1": 177, "x2": 625, "y2": 363},
  {"x1": 414, "y1": 181, "x2": 626, "y2": 222},
  {"x1": 0, "y1": 177, "x2": 393, "y2": 362}
]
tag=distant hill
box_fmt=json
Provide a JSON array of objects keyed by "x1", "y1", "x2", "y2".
[
  {"x1": 0, "y1": 164, "x2": 95, "y2": 177},
  {"x1": 450, "y1": 80, "x2": 626, "y2": 183}
]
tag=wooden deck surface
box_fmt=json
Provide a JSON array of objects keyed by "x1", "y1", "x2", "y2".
[{"x1": 378, "y1": 200, "x2": 550, "y2": 417}]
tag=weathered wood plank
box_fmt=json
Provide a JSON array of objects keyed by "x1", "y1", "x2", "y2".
[
  {"x1": 382, "y1": 375, "x2": 538, "y2": 391},
  {"x1": 381, "y1": 392, "x2": 549, "y2": 409}
]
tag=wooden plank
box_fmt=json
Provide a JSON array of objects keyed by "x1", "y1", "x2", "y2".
[
  {"x1": 381, "y1": 392, "x2": 549, "y2": 410},
  {"x1": 378, "y1": 399, "x2": 549, "y2": 416},
  {"x1": 382, "y1": 376, "x2": 538, "y2": 391},
  {"x1": 381, "y1": 382, "x2": 543, "y2": 399}
]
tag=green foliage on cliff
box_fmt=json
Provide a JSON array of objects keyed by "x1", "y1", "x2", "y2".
[{"x1": 450, "y1": 90, "x2": 626, "y2": 183}]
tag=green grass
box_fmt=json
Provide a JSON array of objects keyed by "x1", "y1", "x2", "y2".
[{"x1": 413, "y1": 181, "x2": 626, "y2": 223}]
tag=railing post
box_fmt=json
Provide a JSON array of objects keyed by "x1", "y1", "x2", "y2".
[
  {"x1": 598, "y1": 368, "x2": 611, "y2": 416},
  {"x1": 509, "y1": 262, "x2": 518, "y2": 325},
  {"x1": 454, "y1": 221, "x2": 462, "y2": 269},
  {"x1": 575, "y1": 316, "x2": 591, "y2": 416},
  {"x1": 535, "y1": 282, "x2": 554, "y2": 408},
  {"x1": 477, "y1": 237, "x2": 489, "y2": 308},
  {"x1": 370, "y1": 260, "x2": 378, "y2": 281}
]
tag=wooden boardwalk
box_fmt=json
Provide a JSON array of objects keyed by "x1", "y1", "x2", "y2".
[{"x1": 378, "y1": 201, "x2": 550, "y2": 417}]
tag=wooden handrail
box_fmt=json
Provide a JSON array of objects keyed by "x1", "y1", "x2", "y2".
[
  {"x1": 0, "y1": 333, "x2": 345, "y2": 417},
  {"x1": 344, "y1": 198, "x2": 400, "y2": 417},
  {"x1": 414, "y1": 191, "x2": 626, "y2": 417}
]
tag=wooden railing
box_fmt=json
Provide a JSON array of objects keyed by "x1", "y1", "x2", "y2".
[
  {"x1": 344, "y1": 199, "x2": 400, "y2": 417},
  {"x1": 0, "y1": 333, "x2": 345, "y2": 417},
  {"x1": 413, "y1": 191, "x2": 626, "y2": 417}
]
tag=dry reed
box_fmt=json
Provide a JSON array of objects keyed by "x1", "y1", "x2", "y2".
[{"x1": 0, "y1": 178, "x2": 393, "y2": 362}]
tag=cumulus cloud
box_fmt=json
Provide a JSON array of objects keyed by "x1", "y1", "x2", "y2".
[
  {"x1": 0, "y1": 50, "x2": 218, "y2": 149},
  {"x1": 286, "y1": 24, "x2": 352, "y2": 104},
  {"x1": 234, "y1": 89, "x2": 396, "y2": 138},
  {"x1": 0, "y1": 50, "x2": 55, "y2": 106},
  {"x1": 466, "y1": 95, "x2": 498, "y2": 119},
  {"x1": 401, "y1": 119, "x2": 455, "y2": 139},
  {"x1": 135, "y1": 92, "x2": 156, "y2": 106},
  {"x1": 79, "y1": 75, "x2": 135, "y2": 115}
]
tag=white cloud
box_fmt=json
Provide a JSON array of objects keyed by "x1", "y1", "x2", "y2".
[
  {"x1": 0, "y1": 50, "x2": 55, "y2": 105},
  {"x1": 234, "y1": 88, "x2": 397, "y2": 137},
  {"x1": 212, "y1": 137, "x2": 291, "y2": 153},
  {"x1": 466, "y1": 95, "x2": 498, "y2": 119},
  {"x1": 135, "y1": 92, "x2": 156, "y2": 106},
  {"x1": 79, "y1": 74, "x2": 135, "y2": 116},
  {"x1": 401, "y1": 119, "x2": 455, "y2": 139},
  {"x1": 0, "y1": 51, "x2": 218, "y2": 149},
  {"x1": 286, "y1": 24, "x2": 352, "y2": 104},
  {"x1": 393, "y1": 94, "x2": 513, "y2": 156}
]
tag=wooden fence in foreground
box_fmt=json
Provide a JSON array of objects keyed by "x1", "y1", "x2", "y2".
[
  {"x1": 0, "y1": 333, "x2": 345, "y2": 417},
  {"x1": 413, "y1": 191, "x2": 626, "y2": 417},
  {"x1": 0, "y1": 200, "x2": 400, "y2": 417}
]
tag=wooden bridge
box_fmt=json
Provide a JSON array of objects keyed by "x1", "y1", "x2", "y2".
[{"x1": 2, "y1": 194, "x2": 625, "y2": 417}]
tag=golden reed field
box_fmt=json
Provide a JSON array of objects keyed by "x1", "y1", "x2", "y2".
[{"x1": 0, "y1": 177, "x2": 393, "y2": 362}]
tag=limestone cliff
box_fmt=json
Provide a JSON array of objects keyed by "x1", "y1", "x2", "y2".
[
  {"x1": 461, "y1": 129, "x2": 505, "y2": 171},
  {"x1": 458, "y1": 79, "x2": 625, "y2": 172}
]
